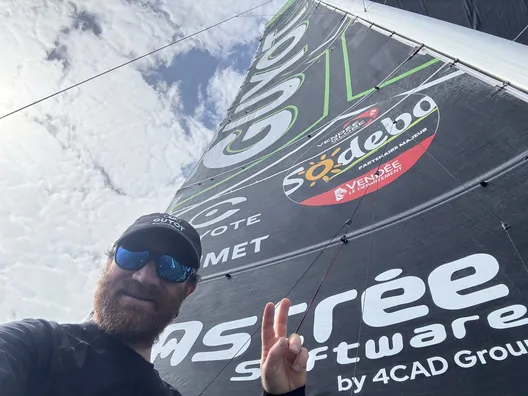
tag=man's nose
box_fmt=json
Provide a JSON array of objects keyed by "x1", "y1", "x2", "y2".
[{"x1": 131, "y1": 260, "x2": 160, "y2": 286}]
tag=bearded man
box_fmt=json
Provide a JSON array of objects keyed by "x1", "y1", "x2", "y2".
[{"x1": 0, "y1": 213, "x2": 308, "y2": 396}]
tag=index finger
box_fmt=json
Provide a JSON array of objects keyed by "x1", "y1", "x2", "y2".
[
  {"x1": 274, "y1": 298, "x2": 291, "y2": 338},
  {"x1": 261, "y1": 302, "x2": 276, "y2": 358}
]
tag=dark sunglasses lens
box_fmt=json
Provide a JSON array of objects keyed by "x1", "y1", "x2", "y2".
[
  {"x1": 115, "y1": 246, "x2": 150, "y2": 270},
  {"x1": 157, "y1": 255, "x2": 192, "y2": 283}
]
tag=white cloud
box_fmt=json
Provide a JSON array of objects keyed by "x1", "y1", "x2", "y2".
[
  {"x1": 206, "y1": 66, "x2": 247, "y2": 123},
  {"x1": 0, "y1": 0, "x2": 283, "y2": 323}
]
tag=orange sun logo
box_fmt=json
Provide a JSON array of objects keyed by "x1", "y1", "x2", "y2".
[{"x1": 298, "y1": 148, "x2": 343, "y2": 187}]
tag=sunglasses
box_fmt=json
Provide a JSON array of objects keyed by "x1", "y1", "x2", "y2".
[{"x1": 114, "y1": 245, "x2": 197, "y2": 283}]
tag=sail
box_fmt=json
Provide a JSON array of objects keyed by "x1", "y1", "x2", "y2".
[
  {"x1": 154, "y1": 1, "x2": 528, "y2": 395},
  {"x1": 368, "y1": 0, "x2": 528, "y2": 45}
]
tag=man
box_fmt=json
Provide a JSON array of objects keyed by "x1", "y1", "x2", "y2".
[{"x1": 0, "y1": 213, "x2": 309, "y2": 396}]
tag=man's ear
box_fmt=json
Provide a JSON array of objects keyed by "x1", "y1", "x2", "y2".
[{"x1": 186, "y1": 283, "x2": 197, "y2": 296}]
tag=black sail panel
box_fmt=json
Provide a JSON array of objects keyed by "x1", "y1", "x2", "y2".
[{"x1": 155, "y1": 1, "x2": 528, "y2": 395}]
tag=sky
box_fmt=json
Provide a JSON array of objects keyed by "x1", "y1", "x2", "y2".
[{"x1": 0, "y1": 0, "x2": 283, "y2": 324}]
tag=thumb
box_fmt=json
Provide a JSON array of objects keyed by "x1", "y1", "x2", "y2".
[{"x1": 263, "y1": 337, "x2": 287, "y2": 370}]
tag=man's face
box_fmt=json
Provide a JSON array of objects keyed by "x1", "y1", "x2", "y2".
[{"x1": 93, "y1": 230, "x2": 196, "y2": 346}]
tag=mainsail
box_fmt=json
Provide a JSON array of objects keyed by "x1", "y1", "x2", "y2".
[{"x1": 153, "y1": 1, "x2": 528, "y2": 395}]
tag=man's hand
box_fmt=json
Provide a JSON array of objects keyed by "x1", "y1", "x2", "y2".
[{"x1": 261, "y1": 298, "x2": 308, "y2": 395}]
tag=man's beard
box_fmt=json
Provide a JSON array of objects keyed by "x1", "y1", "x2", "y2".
[{"x1": 93, "y1": 265, "x2": 186, "y2": 346}]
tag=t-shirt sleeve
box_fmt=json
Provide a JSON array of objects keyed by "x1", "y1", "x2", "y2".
[
  {"x1": 263, "y1": 386, "x2": 306, "y2": 396},
  {"x1": 0, "y1": 319, "x2": 54, "y2": 396}
]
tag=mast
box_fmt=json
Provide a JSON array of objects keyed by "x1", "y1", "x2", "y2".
[{"x1": 155, "y1": 1, "x2": 528, "y2": 395}]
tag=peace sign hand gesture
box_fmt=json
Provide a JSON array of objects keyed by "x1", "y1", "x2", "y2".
[{"x1": 261, "y1": 298, "x2": 309, "y2": 395}]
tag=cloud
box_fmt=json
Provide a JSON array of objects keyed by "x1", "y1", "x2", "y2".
[
  {"x1": 206, "y1": 66, "x2": 247, "y2": 124},
  {"x1": 0, "y1": 0, "x2": 282, "y2": 323}
]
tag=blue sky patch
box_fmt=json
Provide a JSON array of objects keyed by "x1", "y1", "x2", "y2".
[
  {"x1": 161, "y1": 49, "x2": 217, "y2": 114},
  {"x1": 143, "y1": 40, "x2": 259, "y2": 130}
]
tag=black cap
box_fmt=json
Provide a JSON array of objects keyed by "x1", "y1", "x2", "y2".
[{"x1": 115, "y1": 213, "x2": 202, "y2": 270}]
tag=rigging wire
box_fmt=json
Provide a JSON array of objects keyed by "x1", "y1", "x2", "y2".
[
  {"x1": 294, "y1": 240, "x2": 344, "y2": 333},
  {"x1": 290, "y1": 104, "x2": 396, "y2": 396},
  {"x1": 195, "y1": 124, "x2": 390, "y2": 395},
  {"x1": 395, "y1": 69, "x2": 528, "y2": 271},
  {"x1": 513, "y1": 24, "x2": 528, "y2": 42},
  {"x1": 179, "y1": 14, "x2": 395, "y2": 202},
  {"x1": 192, "y1": 5, "x2": 355, "y2": 394},
  {"x1": 196, "y1": 187, "x2": 369, "y2": 396},
  {"x1": 350, "y1": 182, "x2": 377, "y2": 396},
  {"x1": 171, "y1": 2, "x2": 528, "y2": 207},
  {"x1": 195, "y1": 221, "x2": 346, "y2": 396},
  {"x1": 291, "y1": 57, "x2": 528, "y2": 391},
  {"x1": 293, "y1": 106, "x2": 398, "y2": 334},
  {"x1": 347, "y1": 114, "x2": 393, "y2": 395},
  {"x1": 238, "y1": 12, "x2": 354, "y2": 17},
  {"x1": 295, "y1": 120, "x2": 392, "y2": 336},
  {"x1": 172, "y1": 34, "x2": 423, "y2": 210},
  {"x1": 504, "y1": 229, "x2": 527, "y2": 270},
  {"x1": 0, "y1": 0, "x2": 274, "y2": 122},
  {"x1": 173, "y1": 2, "x2": 341, "y2": 196},
  {"x1": 196, "y1": 98, "x2": 400, "y2": 395},
  {"x1": 194, "y1": 200, "x2": 348, "y2": 396}
]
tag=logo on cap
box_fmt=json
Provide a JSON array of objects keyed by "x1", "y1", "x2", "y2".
[{"x1": 153, "y1": 214, "x2": 186, "y2": 232}]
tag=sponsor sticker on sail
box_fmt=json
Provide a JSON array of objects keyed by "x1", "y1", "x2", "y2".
[{"x1": 283, "y1": 94, "x2": 439, "y2": 206}]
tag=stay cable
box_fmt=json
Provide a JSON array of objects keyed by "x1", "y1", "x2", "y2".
[{"x1": 0, "y1": 0, "x2": 274, "y2": 121}]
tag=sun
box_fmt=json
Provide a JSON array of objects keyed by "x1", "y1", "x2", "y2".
[{"x1": 298, "y1": 148, "x2": 343, "y2": 187}]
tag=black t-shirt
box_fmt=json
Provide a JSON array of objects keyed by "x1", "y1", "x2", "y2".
[
  {"x1": 0, "y1": 319, "x2": 182, "y2": 395},
  {"x1": 0, "y1": 319, "x2": 305, "y2": 396}
]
